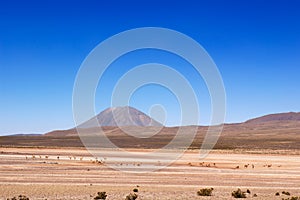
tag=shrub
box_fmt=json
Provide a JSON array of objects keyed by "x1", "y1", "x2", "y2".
[
  {"x1": 253, "y1": 193, "x2": 257, "y2": 197},
  {"x1": 7, "y1": 195, "x2": 29, "y2": 200},
  {"x1": 197, "y1": 188, "x2": 214, "y2": 196},
  {"x1": 246, "y1": 189, "x2": 251, "y2": 194},
  {"x1": 133, "y1": 188, "x2": 138, "y2": 192},
  {"x1": 290, "y1": 197, "x2": 300, "y2": 200},
  {"x1": 125, "y1": 193, "x2": 138, "y2": 200},
  {"x1": 282, "y1": 191, "x2": 291, "y2": 196},
  {"x1": 281, "y1": 197, "x2": 300, "y2": 200},
  {"x1": 275, "y1": 192, "x2": 280, "y2": 196},
  {"x1": 232, "y1": 188, "x2": 247, "y2": 198},
  {"x1": 94, "y1": 192, "x2": 107, "y2": 200}
]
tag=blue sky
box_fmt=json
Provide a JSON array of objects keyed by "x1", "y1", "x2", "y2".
[{"x1": 1, "y1": 0, "x2": 300, "y2": 135}]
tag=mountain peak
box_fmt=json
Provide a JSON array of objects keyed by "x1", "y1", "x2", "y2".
[{"x1": 81, "y1": 106, "x2": 163, "y2": 127}]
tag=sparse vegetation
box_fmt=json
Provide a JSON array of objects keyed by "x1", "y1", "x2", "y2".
[
  {"x1": 290, "y1": 197, "x2": 300, "y2": 200},
  {"x1": 7, "y1": 195, "x2": 29, "y2": 200},
  {"x1": 281, "y1": 197, "x2": 300, "y2": 200},
  {"x1": 282, "y1": 191, "x2": 291, "y2": 196},
  {"x1": 133, "y1": 188, "x2": 138, "y2": 192},
  {"x1": 197, "y1": 188, "x2": 214, "y2": 196},
  {"x1": 94, "y1": 192, "x2": 107, "y2": 200},
  {"x1": 232, "y1": 188, "x2": 247, "y2": 198},
  {"x1": 125, "y1": 193, "x2": 138, "y2": 200}
]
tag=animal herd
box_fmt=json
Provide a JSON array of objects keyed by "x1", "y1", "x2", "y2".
[{"x1": 24, "y1": 155, "x2": 283, "y2": 170}]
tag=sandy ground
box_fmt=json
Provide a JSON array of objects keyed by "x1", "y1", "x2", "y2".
[{"x1": 0, "y1": 147, "x2": 300, "y2": 199}]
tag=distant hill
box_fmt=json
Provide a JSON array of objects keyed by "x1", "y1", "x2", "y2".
[
  {"x1": 245, "y1": 112, "x2": 300, "y2": 124},
  {"x1": 9, "y1": 134, "x2": 42, "y2": 136},
  {"x1": 80, "y1": 106, "x2": 163, "y2": 127},
  {"x1": 2, "y1": 109, "x2": 300, "y2": 150},
  {"x1": 47, "y1": 110, "x2": 300, "y2": 137}
]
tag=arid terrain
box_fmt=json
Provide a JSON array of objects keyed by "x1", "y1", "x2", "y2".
[
  {"x1": 0, "y1": 147, "x2": 300, "y2": 200},
  {"x1": 1, "y1": 121, "x2": 300, "y2": 150},
  {"x1": 1, "y1": 112, "x2": 300, "y2": 199}
]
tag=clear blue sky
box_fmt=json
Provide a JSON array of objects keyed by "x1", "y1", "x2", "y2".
[{"x1": 1, "y1": 0, "x2": 300, "y2": 135}]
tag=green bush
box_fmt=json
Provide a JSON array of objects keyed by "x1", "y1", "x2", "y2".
[
  {"x1": 197, "y1": 188, "x2": 214, "y2": 196},
  {"x1": 232, "y1": 188, "x2": 247, "y2": 198}
]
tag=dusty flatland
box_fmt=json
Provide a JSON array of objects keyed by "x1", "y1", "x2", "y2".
[{"x1": 0, "y1": 147, "x2": 299, "y2": 200}]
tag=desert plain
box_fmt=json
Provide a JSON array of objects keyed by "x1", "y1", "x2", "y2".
[
  {"x1": 0, "y1": 146, "x2": 299, "y2": 200},
  {"x1": 1, "y1": 114, "x2": 300, "y2": 199}
]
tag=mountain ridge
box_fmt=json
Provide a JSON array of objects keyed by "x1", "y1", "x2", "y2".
[
  {"x1": 245, "y1": 112, "x2": 300, "y2": 124},
  {"x1": 44, "y1": 110, "x2": 300, "y2": 137}
]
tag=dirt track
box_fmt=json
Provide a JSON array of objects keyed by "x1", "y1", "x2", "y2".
[{"x1": 0, "y1": 147, "x2": 300, "y2": 199}]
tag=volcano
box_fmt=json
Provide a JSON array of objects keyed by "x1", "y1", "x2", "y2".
[{"x1": 81, "y1": 106, "x2": 163, "y2": 127}]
